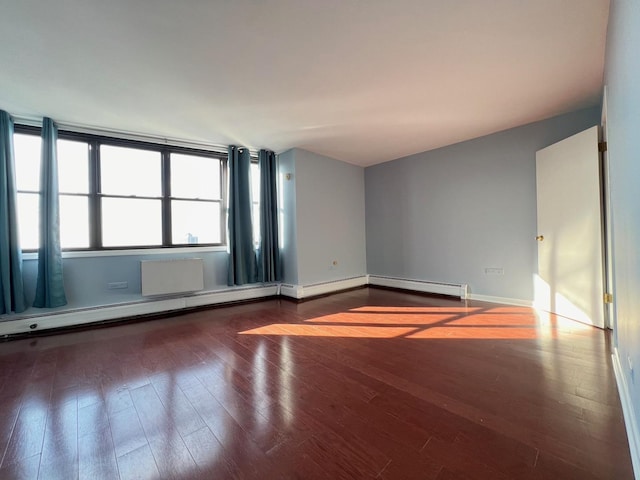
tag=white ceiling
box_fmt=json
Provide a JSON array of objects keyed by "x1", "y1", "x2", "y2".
[{"x1": 0, "y1": 0, "x2": 609, "y2": 166}]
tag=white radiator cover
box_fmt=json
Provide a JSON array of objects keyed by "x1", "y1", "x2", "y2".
[{"x1": 141, "y1": 258, "x2": 204, "y2": 296}]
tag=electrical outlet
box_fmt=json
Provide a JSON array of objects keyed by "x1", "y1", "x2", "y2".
[
  {"x1": 107, "y1": 281, "x2": 128, "y2": 290},
  {"x1": 484, "y1": 267, "x2": 504, "y2": 275}
]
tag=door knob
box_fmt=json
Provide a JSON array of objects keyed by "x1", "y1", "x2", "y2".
[{"x1": 536, "y1": 235, "x2": 544, "y2": 242}]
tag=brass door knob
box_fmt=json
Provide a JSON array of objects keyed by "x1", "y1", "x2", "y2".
[{"x1": 536, "y1": 235, "x2": 544, "y2": 242}]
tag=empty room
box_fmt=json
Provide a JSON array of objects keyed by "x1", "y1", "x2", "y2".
[{"x1": 1, "y1": 1, "x2": 639, "y2": 479}]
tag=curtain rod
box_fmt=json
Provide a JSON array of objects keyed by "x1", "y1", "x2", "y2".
[{"x1": 11, "y1": 114, "x2": 259, "y2": 155}]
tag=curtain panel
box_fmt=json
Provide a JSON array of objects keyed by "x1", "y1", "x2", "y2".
[
  {"x1": 257, "y1": 149, "x2": 281, "y2": 283},
  {"x1": 227, "y1": 146, "x2": 256, "y2": 285},
  {"x1": 0, "y1": 110, "x2": 27, "y2": 314},
  {"x1": 33, "y1": 117, "x2": 67, "y2": 308}
]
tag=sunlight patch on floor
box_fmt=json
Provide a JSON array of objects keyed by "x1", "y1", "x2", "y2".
[
  {"x1": 407, "y1": 326, "x2": 541, "y2": 339},
  {"x1": 238, "y1": 304, "x2": 561, "y2": 339},
  {"x1": 304, "y1": 312, "x2": 456, "y2": 325},
  {"x1": 349, "y1": 306, "x2": 483, "y2": 313},
  {"x1": 239, "y1": 323, "x2": 418, "y2": 338}
]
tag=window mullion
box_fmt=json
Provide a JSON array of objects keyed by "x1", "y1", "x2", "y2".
[
  {"x1": 89, "y1": 140, "x2": 102, "y2": 249},
  {"x1": 162, "y1": 150, "x2": 171, "y2": 246}
]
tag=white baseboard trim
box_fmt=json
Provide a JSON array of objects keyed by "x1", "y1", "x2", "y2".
[
  {"x1": 612, "y1": 348, "x2": 640, "y2": 479},
  {"x1": 467, "y1": 294, "x2": 533, "y2": 307},
  {"x1": 368, "y1": 275, "x2": 468, "y2": 299},
  {"x1": 280, "y1": 276, "x2": 368, "y2": 300},
  {"x1": 0, "y1": 285, "x2": 278, "y2": 337},
  {"x1": 185, "y1": 285, "x2": 278, "y2": 308},
  {"x1": 279, "y1": 283, "x2": 303, "y2": 299}
]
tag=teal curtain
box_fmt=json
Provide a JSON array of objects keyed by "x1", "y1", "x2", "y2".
[
  {"x1": 0, "y1": 111, "x2": 27, "y2": 314},
  {"x1": 33, "y1": 118, "x2": 67, "y2": 308},
  {"x1": 257, "y1": 149, "x2": 281, "y2": 282},
  {"x1": 227, "y1": 146, "x2": 256, "y2": 285}
]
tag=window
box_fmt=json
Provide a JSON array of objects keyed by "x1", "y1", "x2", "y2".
[
  {"x1": 250, "y1": 161, "x2": 260, "y2": 246},
  {"x1": 15, "y1": 135, "x2": 92, "y2": 250},
  {"x1": 170, "y1": 153, "x2": 223, "y2": 245},
  {"x1": 13, "y1": 128, "x2": 227, "y2": 251},
  {"x1": 14, "y1": 134, "x2": 41, "y2": 250},
  {"x1": 58, "y1": 139, "x2": 90, "y2": 248},
  {"x1": 100, "y1": 145, "x2": 163, "y2": 247}
]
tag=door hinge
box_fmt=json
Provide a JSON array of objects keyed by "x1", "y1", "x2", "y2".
[
  {"x1": 599, "y1": 141, "x2": 608, "y2": 152},
  {"x1": 604, "y1": 292, "x2": 613, "y2": 304}
]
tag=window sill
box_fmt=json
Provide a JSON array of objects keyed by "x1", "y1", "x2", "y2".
[{"x1": 21, "y1": 245, "x2": 227, "y2": 260}]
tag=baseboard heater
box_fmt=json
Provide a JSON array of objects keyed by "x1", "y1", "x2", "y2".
[
  {"x1": 368, "y1": 275, "x2": 468, "y2": 299},
  {"x1": 141, "y1": 258, "x2": 204, "y2": 296},
  {"x1": 280, "y1": 276, "x2": 368, "y2": 300}
]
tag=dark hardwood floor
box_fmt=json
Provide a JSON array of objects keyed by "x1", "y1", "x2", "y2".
[{"x1": 0, "y1": 288, "x2": 634, "y2": 479}]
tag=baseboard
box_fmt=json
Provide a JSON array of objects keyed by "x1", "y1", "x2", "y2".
[
  {"x1": 612, "y1": 348, "x2": 640, "y2": 479},
  {"x1": 280, "y1": 276, "x2": 368, "y2": 300},
  {"x1": 368, "y1": 275, "x2": 468, "y2": 299},
  {"x1": 184, "y1": 285, "x2": 278, "y2": 308},
  {"x1": 0, "y1": 285, "x2": 278, "y2": 337},
  {"x1": 279, "y1": 283, "x2": 303, "y2": 299},
  {"x1": 467, "y1": 294, "x2": 533, "y2": 307}
]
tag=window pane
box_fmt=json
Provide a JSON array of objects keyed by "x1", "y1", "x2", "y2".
[
  {"x1": 250, "y1": 163, "x2": 260, "y2": 202},
  {"x1": 58, "y1": 140, "x2": 89, "y2": 194},
  {"x1": 171, "y1": 200, "x2": 221, "y2": 244},
  {"x1": 252, "y1": 203, "x2": 261, "y2": 246},
  {"x1": 17, "y1": 192, "x2": 39, "y2": 249},
  {"x1": 100, "y1": 145, "x2": 161, "y2": 196},
  {"x1": 251, "y1": 163, "x2": 260, "y2": 245},
  {"x1": 14, "y1": 134, "x2": 41, "y2": 191},
  {"x1": 60, "y1": 195, "x2": 89, "y2": 249},
  {"x1": 171, "y1": 153, "x2": 220, "y2": 199},
  {"x1": 102, "y1": 198, "x2": 162, "y2": 247}
]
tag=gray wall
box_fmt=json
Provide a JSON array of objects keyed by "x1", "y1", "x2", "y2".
[
  {"x1": 604, "y1": 0, "x2": 640, "y2": 445},
  {"x1": 20, "y1": 250, "x2": 228, "y2": 313},
  {"x1": 281, "y1": 148, "x2": 367, "y2": 286},
  {"x1": 278, "y1": 149, "x2": 299, "y2": 285},
  {"x1": 365, "y1": 106, "x2": 601, "y2": 301}
]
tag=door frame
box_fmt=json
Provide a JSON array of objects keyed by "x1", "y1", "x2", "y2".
[{"x1": 601, "y1": 85, "x2": 616, "y2": 331}]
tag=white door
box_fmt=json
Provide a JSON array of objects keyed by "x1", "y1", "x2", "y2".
[{"x1": 535, "y1": 125, "x2": 605, "y2": 328}]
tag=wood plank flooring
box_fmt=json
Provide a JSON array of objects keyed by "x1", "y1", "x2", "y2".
[{"x1": 0, "y1": 288, "x2": 634, "y2": 479}]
